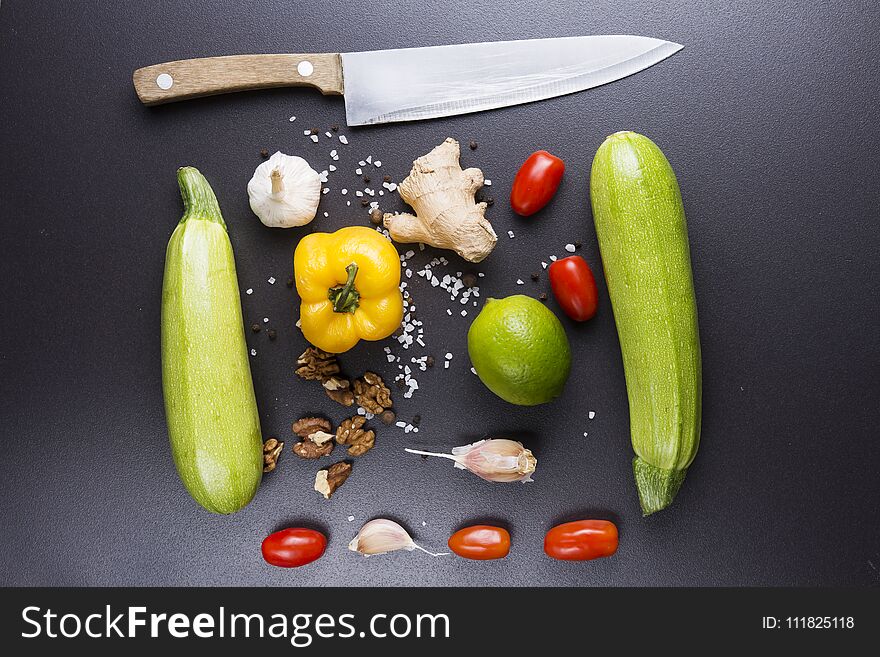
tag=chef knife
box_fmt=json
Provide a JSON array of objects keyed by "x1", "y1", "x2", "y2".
[{"x1": 133, "y1": 35, "x2": 681, "y2": 125}]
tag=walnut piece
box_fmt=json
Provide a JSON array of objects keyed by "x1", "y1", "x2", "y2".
[
  {"x1": 263, "y1": 438, "x2": 284, "y2": 473},
  {"x1": 314, "y1": 461, "x2": 352, "y2": 499},
  {"x1": 323, "y1": 375, "x2": 355, "y2": 406},
  {"x1": 295, "y1": 346, "x2": 340, "y2": 381},
  {"x1": 292, "y1": 417, "x2": 334, "y2": 459},
  {"x1": 353, "y1": 371, "x2": 393, "y2": 413},
  {"x1": 336, "y1": 416, "x2": 376, "y2": 457}
]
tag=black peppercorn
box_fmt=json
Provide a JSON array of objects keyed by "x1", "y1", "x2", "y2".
[
  {"x1": 530, "y1": 273, "x2": 539, "y2": 281},
  {"x1": 251, "y1": 323, "x2": 261, "y2": 333},
  {"x1": 259, "y1": 148, "x2": 269, "y2": 159},
  {"x1": 412, "y1": 415, "x2": 421, "y2": 427},
  {"x1": 539, "y1": 293, "x2": 547, "y2": 301},
  {"x1": 383, "y1": 174, "x2": 392, "y2": 183},
  {"x1": 267, "y1": 329, "x2": 277, "y2": 341},
  {"x1": 469, "y1": 141, "x2": 478, "y2": 150},
  {"x1": 286, "y1": 276, "x2": 294, "y2": 288},
  {"x1": 486, "y1": 196, "x2": 494, "y2": 206},
  {"x1": 461, "y1": 273, "x2": 478, "y2": 288},
  {"x1": 361, "y1": 199, "x2": 369, "y2": 207},
  {"x1": 426, "y1": 355, "x2": 435, "y2": 368}
]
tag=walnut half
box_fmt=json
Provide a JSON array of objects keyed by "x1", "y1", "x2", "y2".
[
  {"x1": 323, "y1": 375, "x2": 355, "y2": 407},
  {"x1": 314, "y1": 461, "x2": 352, "y2": 499},
  {"x1": 336, "y1": 416, "x2": 376, "y2": 457},
  {"x1": 295, "y1": 346, "x2": 340, "y2": 381},
  {"x1": 353, "y1": 371, "x2": 393, "y2": 414},
  {"x1": 292, "y1": 417, "x2": 334, "y2": 459}
]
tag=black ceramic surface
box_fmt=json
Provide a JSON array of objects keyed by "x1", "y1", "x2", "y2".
[{"x1": 1, "y1": 0, "x2": 878, "y2": 586}]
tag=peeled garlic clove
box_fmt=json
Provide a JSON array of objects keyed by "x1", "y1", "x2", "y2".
[
  {"x1": 405, "y1": 438, "x2": 537, "y2": 483},
  {"x1": 348, "y1": 519, "x2": 447, "y2": 557},
  {"x1": 247, "y1": 151, "x2": 321, "y2": 228}
]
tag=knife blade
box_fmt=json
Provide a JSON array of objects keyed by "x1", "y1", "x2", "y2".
[{"x1": 132, "y1": 35, "x2": 681, "y2": 125}]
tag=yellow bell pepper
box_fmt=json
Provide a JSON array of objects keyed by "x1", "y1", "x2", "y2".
[{"x1": 294, "y1": 226, "x2": 404, "y2": 353}]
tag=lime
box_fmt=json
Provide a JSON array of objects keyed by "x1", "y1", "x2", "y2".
[{"x1": 467, "y1": 295, "x2": 571, "y2": 406}]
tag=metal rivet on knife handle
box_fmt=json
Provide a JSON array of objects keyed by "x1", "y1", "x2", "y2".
[{"x1": 132, "y1": 53, "x2": 343, "y2": 106}]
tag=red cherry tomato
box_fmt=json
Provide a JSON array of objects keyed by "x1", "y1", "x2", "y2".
[
  {"x1": 544, "y1": 520, "x2": 618, "y2": 561},
  {"x1": 448, "y1": 525, "x2": 511, "y2": 560},
  {"x1": 548, "y1": 255, "x2": 598, "y2": 321},
  {"x1": 510, "y1": 150, "x2": 565, "y2": 216},
  {"x1": 261, "y1": 528, "x2": 327, "y2": 568}
]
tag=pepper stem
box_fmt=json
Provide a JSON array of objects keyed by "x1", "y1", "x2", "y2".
[
  {"x1": 270, "y1": 167, "x2": 284, "y2": 196},
  {"x1": 328, "y1": 263, "x2": 361, "y2": 313}
]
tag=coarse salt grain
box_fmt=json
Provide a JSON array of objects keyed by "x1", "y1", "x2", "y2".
[
  {"x1": 461, "y1": 310, "x2": 467, "y2": 316},
  {"x1": 322, "y1": 188, "x2": 329, "y2": 194},
  {"x1": 310, "y1": 134, "x2": 319, "y2": 143},
  {"x1": 339, "y1": 135, "x2": 348, "y2": 145},
  {"x1": 323, "y1": 212, "x2": 329, "y2": 217},
  {"x1": 355, "y1": 167, "x2": 362, "y2": 175},
  {"x1": 250, "y1": 348, "x2": 256, "y2": 356},
  {"x1": 341, "y1": 188, "x2": 348, "y2": 195},
  {"x1": 246, "y1": 288, "x2": 253, "y2": 295},
  {"x1": 549, "y1": 255, "x2": 557, "y2": 261},
  {"x1": 263, "y1": 317, "x2": 269, "y2": 323},
  {"x1": 565, "y1": 243, "x2": 576, "y2": 253},
  {"x1": 347, "y1": 515, "x2": 355, "y2": 522},
  {"x1": 508, "y1": 230, "x2": 515, "y2": 238},
  {"x1": 541, "y1": 261, "x2": 548, "y2": 269},
  {"x1": 289, "y1": 116, "x2": 296, "y2": 122},
  {"x1": 484, "y1": 179, "x2": 492, "y2": 186},
  {"x1": 516, "y1": 279, "x2": 524, "y2": 285},
  {"x1": 358, "y1": 160, "x2": 366, "y2": 166},
  {"x1": 374, "y1": 160, "x2": 382, "y2": 167},
  {"x1": 329, "y1": 165, "x2": 336, "y2": 172},
  {"x1": 470, "y1": 367, "x2": 477, "y2": 375},
  {"x1": 268, "y1": 277, "x2": 276, "y2": 284},
  {"x1": 303, "y1": 129, "x2": 311, "y2": 136},
  {"x1": 325, "y1": 131, "x2": 332, "y2": 138},
  {"x1": 589, "y1": 411, "x2": 596, "y2": 419},
  {"x1": 330, "y1": 149, "x2": 337, "y2": 157}
]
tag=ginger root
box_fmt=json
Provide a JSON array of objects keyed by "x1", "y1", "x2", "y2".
[{"x1": 383, "y1": 138, "x2": 497, "y2": 263}]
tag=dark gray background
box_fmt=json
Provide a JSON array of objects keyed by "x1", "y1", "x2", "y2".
[{"x1": 1, "y1": 0, "x2": 878, "y2": 586}]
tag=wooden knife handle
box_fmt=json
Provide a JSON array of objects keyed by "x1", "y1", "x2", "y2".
[{"x1": 132, "y1": 54, "x2": 344, "y2": 105}]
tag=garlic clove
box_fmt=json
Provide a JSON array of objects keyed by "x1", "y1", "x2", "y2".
[
  {"x1": 247, "y1": 151, "x2": 321, "y2": 228},
  {"x1": 348, "y1": 519, "x2": 447, "y2": 557},
  {"x1": 405, "y1": 438, "x2": 537, "y2": 483}
]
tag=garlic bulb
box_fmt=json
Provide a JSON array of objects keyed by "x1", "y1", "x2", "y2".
[
  {"x1": 348, "y1": 519, "x2": 447, "y2": 557},
  {"x1": 247, "y1": 151, "x2": 321, "y2": 227},
  {"x1": 404, "y1": 439, "x2": 536, "y2": 483}
]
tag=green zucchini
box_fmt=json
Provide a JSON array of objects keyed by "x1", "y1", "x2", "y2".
[
  {"x1": 590, "y1": 132, "x2": 702, "y2": 516},
  {"x1": 161, "y1": 167, "x2": 262, "y2": 514}
]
